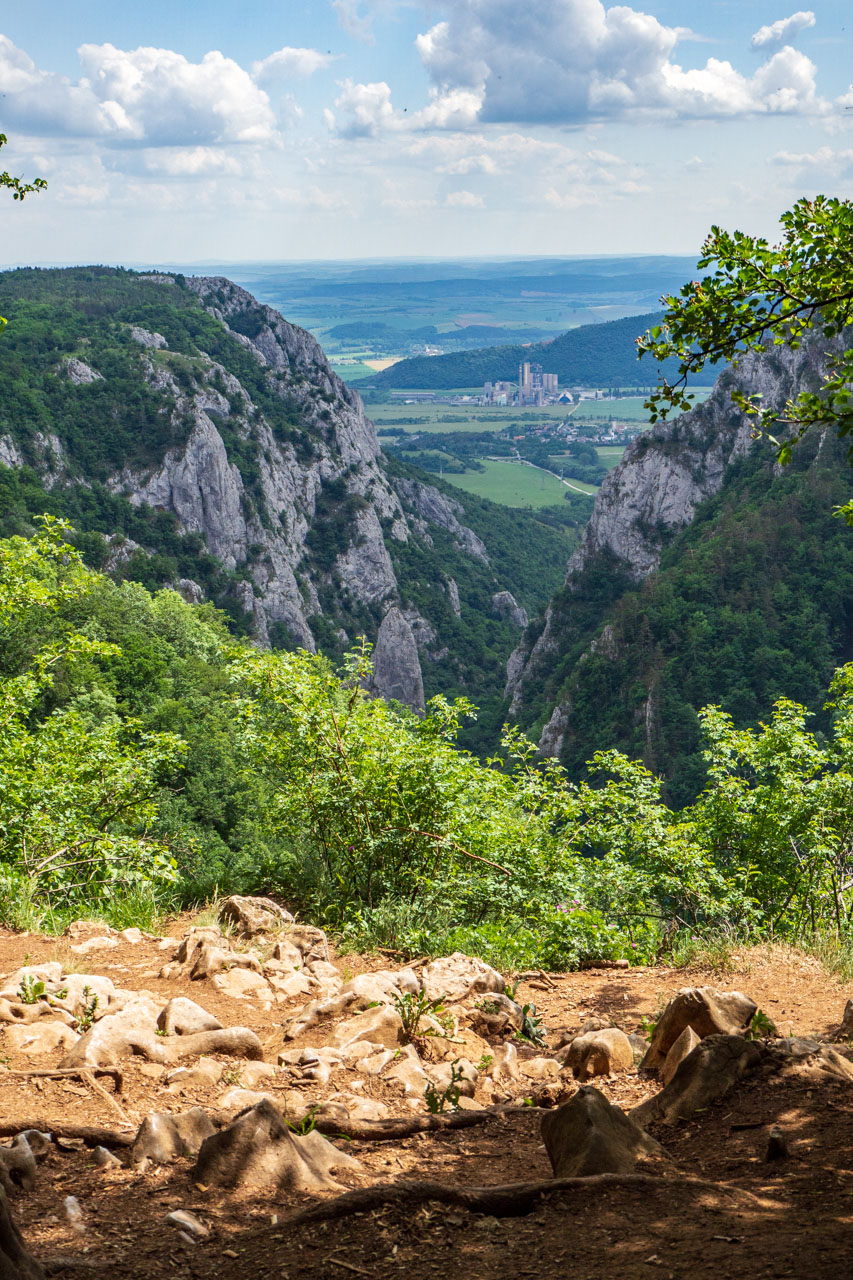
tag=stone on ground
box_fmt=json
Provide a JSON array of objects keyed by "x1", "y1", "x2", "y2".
[
  {"x1": 218, "y1": 895, "x2": 293, "y2": 938},
  {"x1": 563, "y1": 1028, "x2": 634, "y2": 1081},
  {"x1": 632, "y1": 1034, "x2": 762, "y2": 1127},
  {"x1": 130, "y1": 1109, "x2": 216, "y2": 1164},
  {"x1": 421, "y1": 953, "x2": 505, "y2": 1003},
  {"x1": 326, "y1": 1004, "x2": 405, "y2": 1052},
  {"x1": 660, "y1": 1026, "x2": 701, "y2": 1086},
  {"x1": 641, "y1": 987, "x2": 757, "y2": 1074},
  {"x1": 3, "y1": 1023, "x2": 78, "y2": 1056},
  {"x1": 157, "y1": 997, "x2": 222, "y2": 1036},
  {"x1": 541, "y1": 1086, "x2": 665, "y2": 1177},
  {"x1": 192, "y1": 1098, "x2": 361, "y2": 1191}
]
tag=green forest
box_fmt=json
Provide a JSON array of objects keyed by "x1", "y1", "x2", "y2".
[
  {"x1": 4, "y1": 519, "x2": 853, "y2": 971},
  {"x1": 358, "y1": 311, "x2": 688, "y2": 391}
]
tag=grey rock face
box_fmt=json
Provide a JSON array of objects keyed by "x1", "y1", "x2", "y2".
[
  {"x1": 129, "y1": 326, "x2": 167, "y2": 349},
  {"x1": 369, "y1": 608, "x2": 425, "y2": 711},
  {"x1": 392, "y1": 477, "x2": 489, "y2": 563},
  {"x1": 491, "y1": 590, "x2": 528, "y2": 628},
  {"x1": 64, "y1": 357, "x2": 104, "y2": 385},
  {"x1": 507, "y1": 330, "x2": 844, "y2": 741}
]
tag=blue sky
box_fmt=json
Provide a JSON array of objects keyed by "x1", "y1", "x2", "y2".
[{"x1": 1, "y1": 2, "x2": 851, "y2": 264}]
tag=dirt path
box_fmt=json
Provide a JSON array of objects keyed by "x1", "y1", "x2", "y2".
[{"x1": 0, "y1": 922, "x2": 848, "y2": 1279}]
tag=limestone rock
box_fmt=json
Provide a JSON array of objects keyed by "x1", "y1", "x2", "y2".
[
  {"x1": 421, "y1": 953, "x2": 505, "y2": 1004},
  {"x1": 520, "y1": 1056, "x2": 562, "y2": 1081},
  {"x1": 488, "y1": 1042, "x2": 521, "y2": 1081},
  {"x1": 0, "y1": 1136, "x2": 39, "y2": 1194},
  {"x1": 218, "y1": 895, "x2": 293, "y2": 938},
  {"x1": 491, "y1": 591, "x2": 528, "y2": 628},
  {"x1": 157, "y1": 997, "x2": 222, "y2": 1037},
  {"x1": 61, "y1": 996, "x2": 263, "y2": 1068},
  {"x1": 632, "y1": 1034, "x2": 762, "y2": 1128},
  {"x1": 212, "y1": 968, "x2": 272, "y2": 1001},
  {"x1": 660, "y1": 1026, "x2": 701, "y2": 1086},
  {"x1": 428, "y1": 1058, "x2": 478, "y2": 1098},
  {"x1": 563, "y1": 1028, "x2": 634, "y2": 1081},
  {"x1": 369, "y1": 607, "x2": 425, "y2": 711},
  {"x1": 641, "y1": 987, "x2": 758, "y2": 1075},
  {"x1": 130, "y1": 1109, "x2": 216, "y2": 1164},
  {"x1": 192, "y1": 1099, "x2": 361, "y2": 1190},
  {"x1": 3, "y1": 1023, "x2": 79, "y2": 1056},
  {"x1": 326, "y1": 1005, "x2": 405, "y2": 1052},
  {"x1": 762, "y1": 1037, "x2": 853, "y2": 1082},
  {"x1": 278, "y1": 925, "x2": 329, "y2": 964},
  {"x1": 542, "y1": 1086, "x2": 665, "y2": 1177}
]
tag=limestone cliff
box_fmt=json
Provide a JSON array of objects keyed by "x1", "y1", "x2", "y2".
[
  {"x1": 0, "y1": 267, "x2": 569, "y2": 718},
  {"x1": 507, "y1": 328, "x2": 844, "y2": 753}
]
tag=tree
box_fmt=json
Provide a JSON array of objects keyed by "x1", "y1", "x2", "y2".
[
  {"x1": 0, "y1": 134, "x2": 46, "y2": 332},
  {"x1": 636, "y1": 196, "x2": 853, "y2": 508}
]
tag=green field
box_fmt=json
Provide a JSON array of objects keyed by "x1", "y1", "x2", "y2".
[
  {"x1": 595, "y1": 446, "x2": 627, "y2": 469},
  {"x1": 368, "y1": 401, "x2": 576, "y2": 435},
  {"x1": 569, "y1": 390, "x2": 712, "y2": 422},
  {"x1": 443, "y1": 460, "x2": 589, "y2": 507},
  {"x1": 330, "y1": 360, "x2": 379, "y2": 381}
]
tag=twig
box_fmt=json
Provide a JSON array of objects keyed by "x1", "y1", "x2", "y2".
[
  {"x1": 2, "y1": 1068, "x2": 123, "y2": 1092},
  {"x1": 323, "y1": 1259, "x2": 371, "y2": 1276},
  {"x1": 283, "y1": 1171, "x2": 770, "y2": 1228},
  {"x1": 80, "y1": 1071, "x2": 133, "y2": 1126}
]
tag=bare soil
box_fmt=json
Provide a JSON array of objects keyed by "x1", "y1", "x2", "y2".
[{"x1": 0, "y1": 921, "x2": 850, "y2": 1280}]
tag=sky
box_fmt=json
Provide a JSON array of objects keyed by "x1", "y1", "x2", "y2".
[{"x1": 0, "y1": 1, "x2": 852, "y2": 264}]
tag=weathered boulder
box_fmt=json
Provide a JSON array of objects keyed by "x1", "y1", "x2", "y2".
[
  {"x1": 326, "y1": 1005, "x2": 405, "y2": 1052},
  {"x1": 280, "y1": 925, "x2": 329, "y2": 964},
  {"x1": 632, "y1": 1034, "x2": 762, "y2": 1127},
  {"x1": 218, "y1": 895, "x2": 293, "y2": 938},
  {"x1": 520, "y1": 1056, "x2": 562, "y2": 1081},
  {"x1": 61, "y1": 995, "x2": 263, "y2": 1068},
  {"x1": 3, "y1": 1023, "x2": 78, "y2": 1057},
  {"x1": 562, "y1": 1028, "x2": 634, "y2": 1080},
  {"x1": 192, "y1": 1099, "x2": 361, "y2": 1190},
  {"x1": 157, "y1": 997, "x2": 222, "y2": 1037},
  {"x1": 369, "y1": 606, "x2": 425, "y2": 711},
  {"x1": 542, "y1": 1086, "x2": 665, "y2": 1177},
  {"x1": 212, "y1": 968, "x2": 272, "y2": 1001},
  {"x1": 660, "y1": 1026, "x2": 701, "y2": 1086},
  {"x1": 641, "y1": 987, "x2": 758, "y2": 1074},
  {"x1": 421, "y1": 953, "x2": 505, "y2": 1004},
  {"x1": 488, "y1": 1041, "x2": 521, "y2": 1082},
  {"x1": 130, "y1": 1109, "x2": 216, "y2": 1164},
  {"x1": 0, "y1": 1136, "x2": 39, "y2": 1195},
  {"x1": 428, "y1": 1058, "x2": 479, "y2": 1098},
  {"x1": 762, "y1": 1036, "x2": 853, "y2": 1082}
]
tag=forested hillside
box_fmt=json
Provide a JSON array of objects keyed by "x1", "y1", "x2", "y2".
[
  {"x1": 358, "y1": 311, "x2": 685, "y2": 390},
  {"x1": 0, "y1": 266, "x2": 574, "y2": 727},
  {"x1": 508, "y1": 327, "x2": 853, "y2": 804}
]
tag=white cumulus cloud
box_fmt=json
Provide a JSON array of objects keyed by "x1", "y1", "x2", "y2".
[
  {"x1": 324, "y1": 79, "x2": 398, "y2": 137},
  {"x1": 251, "y1": 47, "x2": 338, "y2": 81},
  {"x1": 414, "y1": 0, "x2": 826, "y2": 125},
  {"x1": 0, "y1": 34, "x2": 279, "y2": 146},
  {"x1": 751, "y1": 11, "x2": 816, "y2": 51}
]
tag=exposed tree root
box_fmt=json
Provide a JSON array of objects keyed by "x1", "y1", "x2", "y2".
[
  {"x1": 2, "y1": 1069, "x2": 122, "y2": 1092},
  {"x1": 0, "y1": 1122, "x2": 134, "y2": 1148},
  {"x1": 309, "y1": 1104, "x2": 539, "y2": 1143},
  {"x1": 284, "y1": 1171, "x2": 768, "y2": 1228}
]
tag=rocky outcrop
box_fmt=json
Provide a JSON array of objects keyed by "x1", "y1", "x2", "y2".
[
  {"x1": 507, "y1": 328, "x2": 845, "y2": 738},
  {"x1": 369, "y1": 608, "x2": 425, "y2": 710},
  {"x1": 491, "y1": 591, "x2": 528, "y2": 628}
]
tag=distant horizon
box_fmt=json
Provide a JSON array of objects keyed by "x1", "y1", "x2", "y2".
[
  {"x1": 0, "y1": 251, "x2": 701, "y2": 271},
  {"x1": 1, "y1": 2, "x2": 850, "y2": 264}
]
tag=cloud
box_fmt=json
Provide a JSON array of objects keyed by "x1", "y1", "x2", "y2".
[
  {"x1": 332, "y1": 0, "x2": 376, "y2": 45},
  {"x1": 445, "y1": 189, "x2": 484, "y2": 207},
  {"x1": 0, "y1": 34, "x2": 278, "y2": 145},
  {"x1": 751, "y1": 11, "x2": 816, "y2": 51},
  {"x1": 414, "y1": 0, "x2": 826, "y2": 125},
  {"x1": 251, "y1": 47, "x2": 338, "y2": 81},
  {"x1": 324, "y1": 79, "x2": 398, "y2": 137}
]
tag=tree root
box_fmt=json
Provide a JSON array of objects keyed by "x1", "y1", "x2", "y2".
[
  {"x1": 3, "y1": 1069, "x2": 123, "y2": 1093},
  {"x1": 0, "y1": 1122, "x2": 134, "y2": 1148},
  {"x1": 284, "y1": 1171, "x2": 768, "y2": 1228},
  {"x1": 309, "y1": 1104, "x2": 539, "y2": 1143}
]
